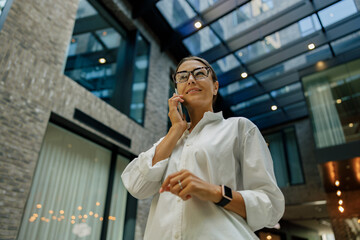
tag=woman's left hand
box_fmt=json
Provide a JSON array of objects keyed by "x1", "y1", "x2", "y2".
[{"x1": 159, "y1": 169, "x2": 221, "y2": 202}]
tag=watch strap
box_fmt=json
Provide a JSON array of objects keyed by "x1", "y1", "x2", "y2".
[{"x1": 215, "y1": 185, "x2": 232, "y2": 207}]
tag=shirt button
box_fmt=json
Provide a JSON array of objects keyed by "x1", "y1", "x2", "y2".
[
  {"x1": 175, "y1": 232, "x2": 180, "y2": 239},
  {"x1": 177, "y1": 198, "x2": 181, "y2": 203}
]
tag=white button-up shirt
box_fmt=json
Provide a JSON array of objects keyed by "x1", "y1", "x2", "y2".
[{"x1": 122, "y1": 111, "x2": 284, "y2": 240}]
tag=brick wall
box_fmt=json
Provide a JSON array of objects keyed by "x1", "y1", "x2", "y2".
[{"x1": 0, "y1": 0, "x2": 175, "y2": 239}]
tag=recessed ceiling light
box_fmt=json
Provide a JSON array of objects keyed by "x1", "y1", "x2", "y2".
[
  {"x1": 194, "y1": 21, "x2": 202, "y2": 29},
  {"x1": 271, "y1": 105, "x2": 277, "y2": 111},
  {"x1": 99, "y1": 58, "x2": 106, "y2": 64},
  {"x1": 241, "y1": 72, "x2": 248, "y2": 78},
  {"x1": 308, "y1": 43, "x2": 315, "y2": 50}
]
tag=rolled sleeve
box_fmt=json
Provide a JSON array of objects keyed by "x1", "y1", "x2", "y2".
[
  {"x1": 121, "y1": 137, "x2": 169, "y2": 199},
  {"x1": 240, "y1": 125, "x2": 285, "y2": 231}
]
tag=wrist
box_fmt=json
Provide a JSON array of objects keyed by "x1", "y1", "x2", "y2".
[
  {"x1": 170, "y1": 122, "x2": 187, "y2": 133},
  {"x1": 210, "y1": 185, "x2": 222, "y2": 203}
]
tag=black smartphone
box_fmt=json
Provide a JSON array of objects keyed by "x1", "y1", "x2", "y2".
[{"x1": 175, "y1": 89, "x2": 183, "y2": 118}]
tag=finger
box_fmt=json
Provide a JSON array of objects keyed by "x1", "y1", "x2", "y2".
[
  {"x1": 178, "y1": 183, "x2": 193, "y2": 201},
  {"x1": 160, "y1": 171, "x2": 183, "y2": 192}
]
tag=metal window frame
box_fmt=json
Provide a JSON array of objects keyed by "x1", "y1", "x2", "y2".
[{"x1": 0, "y1": 0, "x2": 14, "y2": 31}]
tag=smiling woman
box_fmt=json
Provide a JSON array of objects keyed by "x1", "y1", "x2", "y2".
[{"x1": 121, "y1": 56, "x2": 285, "y2": 239}]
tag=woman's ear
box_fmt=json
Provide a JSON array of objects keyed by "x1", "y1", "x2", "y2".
[{"x1": 213, "y1": 81, "x2": 219, "y2": 95}]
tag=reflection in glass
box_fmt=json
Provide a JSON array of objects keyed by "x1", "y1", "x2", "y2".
[
  {"x1": 64, "y1": 0, "x2": 124, "y2": 105},
  {"x1": 129, "y1": 34, "x2": 150, "y2": 124},
  {"x1": 75, "y1": 0, "x2": 97, "y2": 19},
  {"x1": 219, "y1": 77, "x2": 256, "y2": 97},
  {"x1": 18, "y1": 123, "x2": 111, "y2": 240},
  {"x1": 183, "y1": 26, "x2": 221, "y2": 55},
  {"x1": 236, "y1": 14, "x2": 321, "y2": 63},
  {"x1": 264, "y1": 127, "x2": 304, "y2": 188},
  {"x1": 270, "y1": 82, "x2": 301, "y2": 98},
  {"x1": 331, "y1": 30, "x2": 360, "y2": 55},
  {"x1": 302, "y1": 58, "x2": 360, "y2": 148},
  {"x1": 156, "y1": 0, "x2": 196, "y2": 28},
  {"x1": 187, "y1": 0, "x2": 219, "y2": 12},
  {"x1": 256, "y1": 45, "x2": 332, "y2": 82},
  {"x1": 211, "y1": 0, "x2": 303, "y2": 41},
  {"x1": 318, "y1": 0, "x2": 359, "y2": 28},
  {"x1": 0, "y1": 0, "x2": 7, "y2": 16},
  {"x1": 211, "y1": 54, "x2": 240, "y2": 75},
  {"x1": 230, "y1": 94, "x2": 270, "y2": 112}
]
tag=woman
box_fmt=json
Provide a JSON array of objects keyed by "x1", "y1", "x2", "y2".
[{"x1": 121, "y1": 56, "x2": 284, "y2": 239}]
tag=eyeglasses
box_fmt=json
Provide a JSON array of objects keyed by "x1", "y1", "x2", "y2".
[{"x1": 173, "y1": 67, "x2": 210, "y2": 84}]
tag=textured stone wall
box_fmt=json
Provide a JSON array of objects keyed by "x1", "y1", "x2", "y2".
[{"x1": 0, "y1": 0, "x2": 175, "y2": 239}]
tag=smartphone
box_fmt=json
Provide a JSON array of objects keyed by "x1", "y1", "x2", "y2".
[{"x1": 174, "y1": 89, "x2": 183, "y2": 118}]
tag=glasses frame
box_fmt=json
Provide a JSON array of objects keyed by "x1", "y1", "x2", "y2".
[{"x1": 173, "y1": 67, "x2": 210, "y2": 84}]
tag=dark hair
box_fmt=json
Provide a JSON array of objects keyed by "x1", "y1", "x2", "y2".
[{"x1": 173, "y1": 56, "x2": 218, "y2": 103}]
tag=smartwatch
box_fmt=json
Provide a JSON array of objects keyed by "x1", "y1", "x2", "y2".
[{"x1": 215, "y1": 185, "x2": 232, "y2": 207}]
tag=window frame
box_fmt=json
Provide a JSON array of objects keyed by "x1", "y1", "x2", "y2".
[
  {"x1": 264, "y1": 126, "x2": 305, "y2": 187},
  {"x1": 0, "y1": 0, "x2": 14, "y2": 31}
]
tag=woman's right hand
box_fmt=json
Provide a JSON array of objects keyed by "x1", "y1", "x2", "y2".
[{"x1": 168, "y1": 93, "x2": 187, "y2": 132}]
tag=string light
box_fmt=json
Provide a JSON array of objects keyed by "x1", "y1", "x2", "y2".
[
  {"x1": 338, "y1": 199, "x2": 343, "y2": 205},
  {"x1": 335, "y1": 180, "x2": 340, "y2": 186},
  {"x1": 336, "y1": 190, "x2": 341, "y2": 197},
  {"x1": 338, "y1": 206, "x2": 344, "y2": 213}
]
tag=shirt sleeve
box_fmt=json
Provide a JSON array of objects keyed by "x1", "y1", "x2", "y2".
[
  {"x1": 238, "y1": 124, "x2": 285, "y2": 231},
  {"x1": 121, "y1": 137, "x2": 169, "y2": 199}
]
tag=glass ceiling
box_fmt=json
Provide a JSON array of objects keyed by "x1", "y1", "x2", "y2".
[
  {"x1": 210, "y1": 0, "x2": 304, "y2": 41},
  {"x1": 156, "y1": 0, "x2": 360, "y2": 129}
]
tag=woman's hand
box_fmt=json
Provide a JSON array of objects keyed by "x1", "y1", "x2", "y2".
[
  {"x1": 168, "y1": 93, "x2": 187, "y2": 132},
  {"x1": 159, "y1": 169, "x2": 222, "y2": 203}
]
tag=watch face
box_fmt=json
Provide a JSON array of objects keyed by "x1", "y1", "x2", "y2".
[{"x1": 223, "y1": 185, "x2": 233, "y2": 201}]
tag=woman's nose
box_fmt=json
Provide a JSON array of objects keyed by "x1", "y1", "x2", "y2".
[{"x1": 187, "y1": 74, "x2": 196, "y2": 84}]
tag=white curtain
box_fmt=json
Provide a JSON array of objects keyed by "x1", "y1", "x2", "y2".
[
  {"x1": 18, "y1": 123, "x2": 128, "y2": 240},
  {"x1": 306, "y1": 80, "x2": 346, "y2": 148}
]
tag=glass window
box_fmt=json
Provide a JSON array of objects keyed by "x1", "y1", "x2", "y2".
[
  {"x1": 235, "y1": 14, "x2": 321, "y2": 63},
  {"x1": 64, "y1": 0, "x2": 125, "y2": 105},
  {"x1": 219, "y1": 77, "x2": 256, "y2": 97},
  {"x1": 211, "y1": 0, "x2": 303, "y2": 41},
  {"x1": 264, "y1": 127, "x2": 304, "y2": 188},
  {"x1": 230, "y1": 93, "x2": 270, "y2": 112},
  {"x1": 187, "y1": 0, "x2": 219, "y2": 12},
  {"x1": 156, "y1": 0, "x2": 196, "y2": 28},
  {"x1": 106, "y1": 155, "x2": 129, "y2": 240},
  {"x1": 183, "y1": 26, "x2": 221, "y2": 55},
  {"x1": 75, "y1": 0, "x2": 97, "y2": 19},
  {"x1": 318, "y1": 0, "x2": 359, "y2": 28},
  {"x1": 0, "y1": 0, "x2": 7, "y2": 16},
  {"x1": 129, "y1": 34, "x2": 150, "y2": 125},
  {"x1": 270, "y1": 82, "x2": 302, "y2": 98},
  {"x1": 211, "y1": 54, "x2": 240, "y2": 75},
  {"x1": 18, "y1": 123, "x2": 130, "y2": 239},
  {"x1": 256, "y1": 45, "x2": 332, "y2": 83},
  {"x1": 331, "y1": 30, "x2": 360, "y2": 55},
  {"x1": 302, "y1": 58, "x2": 360, "y2": 148}
]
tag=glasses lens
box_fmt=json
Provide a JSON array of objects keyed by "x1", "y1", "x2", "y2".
[
  {"x1": 176, "y1": 72, "x2": 189, "y2": 83},
  {"x1": 193, "y1": 68, "x2": 208, "y2": 80}
]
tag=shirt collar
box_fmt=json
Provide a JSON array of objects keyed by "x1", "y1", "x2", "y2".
[
  {"x1": 203, "y1": 111, "x2": 223, "y2": 121},
  {"x1": 184, "y1": 111, "x2": 223, "y2": 136}
]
